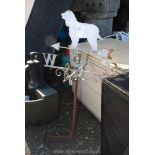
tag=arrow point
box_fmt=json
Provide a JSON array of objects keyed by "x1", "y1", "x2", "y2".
[{"x1": 51, "y1": 42, "x2": 60, "y2": 51}]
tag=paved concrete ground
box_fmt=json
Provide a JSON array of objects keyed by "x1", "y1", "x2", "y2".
[{"x1": 25, "y1": 91, "x2": 101, "y2": 155}]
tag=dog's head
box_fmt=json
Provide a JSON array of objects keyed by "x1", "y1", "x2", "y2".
[{"x1": 61, "y1": 10, "x2": 77, "y2": 26}]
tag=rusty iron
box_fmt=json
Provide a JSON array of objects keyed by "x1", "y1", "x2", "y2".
[
  {"x1": 70, "y1": 79, "x2": 78, "y2": 136},
  {"x1": 44, "y1": 78, "x2": 78, "y2": 141}
]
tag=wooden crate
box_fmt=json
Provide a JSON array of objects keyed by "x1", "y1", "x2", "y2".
[{"x1": 70, "y1": 39, "x2": 129, "y2": 121}]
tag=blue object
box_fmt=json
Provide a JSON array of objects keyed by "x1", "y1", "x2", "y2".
[{"x1": 58, "y1": 25, "x2": 69, "y2": 41}]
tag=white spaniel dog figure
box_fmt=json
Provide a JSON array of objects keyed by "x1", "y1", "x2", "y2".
[{"x1": 61, "y1": 10, "x2": 103, "y2": 51}]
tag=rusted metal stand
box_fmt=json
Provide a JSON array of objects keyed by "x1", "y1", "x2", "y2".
[
  {"x1": 70, "y1": 79, "x2": 78, "y2": 137},
  {"x1": 44, "y1": 78, "x2": 78, "y2": 141}
]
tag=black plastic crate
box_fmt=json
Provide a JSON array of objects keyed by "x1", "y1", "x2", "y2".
[{"x1": 101, "y1": 72, "x2": 129, "y2": 155}]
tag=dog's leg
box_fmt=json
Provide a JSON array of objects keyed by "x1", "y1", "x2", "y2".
[
  {"x1": 87, "y1": 37, "x2": 97, "y2": 52},
  {"x1": 70, "y1": 35, "x2": 79, "y2": 49}
]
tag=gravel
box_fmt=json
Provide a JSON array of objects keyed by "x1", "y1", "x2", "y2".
[{"x1": 25, "y1": 90, "x2": 101, "y2": 155}]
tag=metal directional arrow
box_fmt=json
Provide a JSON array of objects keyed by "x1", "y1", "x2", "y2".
[{"x1": 51, "y1": 42, "x2": 75, "y2": 51}]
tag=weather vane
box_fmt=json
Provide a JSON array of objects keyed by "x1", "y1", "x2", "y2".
[{"x1": 44, "y1": 10, "x2": 116, "y2": 84}]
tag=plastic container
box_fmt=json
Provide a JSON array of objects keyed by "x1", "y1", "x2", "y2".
[{"x1": 25, "y1": 82, "x2": 59, "y2": 125}]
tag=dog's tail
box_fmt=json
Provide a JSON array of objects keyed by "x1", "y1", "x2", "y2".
[{"x1": 97, "y1": 35, "x2": 103, "y2": 40}]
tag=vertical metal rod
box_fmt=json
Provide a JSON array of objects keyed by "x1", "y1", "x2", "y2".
[
  {"x1": 44, "y1": 79, "x2": 78, "y2": 141},
  {"x1": 70, "y1": 79, "x2": 78, "y2": 136}
]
